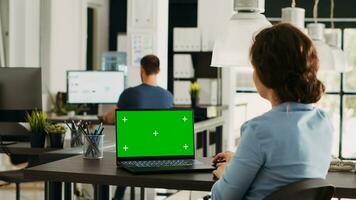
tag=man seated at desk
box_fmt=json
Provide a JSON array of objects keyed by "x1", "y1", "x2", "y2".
[
  {"x1": 102, "y1": 54, "x2": 173, "y2": 199},
  {"x1": 102, "y1": 54, "x2": 173, "y2": 124}
]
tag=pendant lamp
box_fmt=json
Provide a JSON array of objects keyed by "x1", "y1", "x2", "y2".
[
  {"x1": 307, "y1": 23, "x2": 334, "y2": 71},
  {"x1": 281, "y1": 7, "x2": 305, "y2": 29},
  {"x1": 325, "y1": 31, "x2": 351, "y2": 72},
  {"x1": 211, "y1": 0, "x2": 271, "y2": 68}
]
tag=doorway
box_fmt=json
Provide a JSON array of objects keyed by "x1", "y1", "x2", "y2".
[{"x1": 86, "y1": 7, "x2": 95, "y2": 70}]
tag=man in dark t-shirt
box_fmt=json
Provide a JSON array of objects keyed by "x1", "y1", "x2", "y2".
[
  {"x1": 102, "y1": 54, "x2": 173, "y2": 124},
  {"x1": 103, "y1": 55, "x2": 173, "y2": 199},
  {"x1": 117, "y1": 82, "x2": 173, "y2": 109}
]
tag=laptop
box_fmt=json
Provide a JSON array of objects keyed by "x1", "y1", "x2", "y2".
[{"x1": 115, "y1": 109, "x2": 215, "y2": 174}]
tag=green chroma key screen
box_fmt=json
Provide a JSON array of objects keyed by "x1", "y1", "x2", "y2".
[{"x1": 116, "y1": 110, "x2": 194, "y2": 158}]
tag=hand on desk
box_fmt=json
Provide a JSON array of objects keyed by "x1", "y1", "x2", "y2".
[
  {"x1": 212, "y1": 151, "x2": 234, "y2": 164},
  {"x1": 102, "y1": 106, "x2": 118, "y2": 125},
  {"x1": 212, "y1": 151, "x2": 234, "y2": 179},
  {"x1": 213, "y1": 162, "x2": 227, "y2": 179}
]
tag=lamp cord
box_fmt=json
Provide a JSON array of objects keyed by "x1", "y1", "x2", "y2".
[
  {"x1": 313, "y1": 0, "x2": 320, "y2": 23},
  {"x1": 330, "y1": 0, "x2": 335, "y2": 28},
  {"x1": 291, "y1": 0, "x2": 296, "y2": 8}
]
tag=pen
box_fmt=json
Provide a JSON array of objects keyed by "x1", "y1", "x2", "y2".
[{"x1": 98, "y1": 127, "x2": 104, "y2": 135}]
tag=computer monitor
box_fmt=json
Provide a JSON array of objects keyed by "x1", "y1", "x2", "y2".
[
  {"x1": 0, "y1": 67, "x2": 42, "y2": 122},
  {"x1": 67, "y1": 71, "x2": 125, "y2": 104}
]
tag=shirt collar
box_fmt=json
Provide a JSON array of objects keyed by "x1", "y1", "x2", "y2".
[{"x1": 271, "y1": 102, "x2": 315, "y2": 112}]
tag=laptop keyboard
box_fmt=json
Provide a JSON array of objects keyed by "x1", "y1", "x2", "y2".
[{"x1": 121, "y1": 159, "x2": 194, "y2": 168}]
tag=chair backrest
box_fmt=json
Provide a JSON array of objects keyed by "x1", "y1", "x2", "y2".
[{"x1": 264, "y1": 178, "x2": 335, "y2": 200}]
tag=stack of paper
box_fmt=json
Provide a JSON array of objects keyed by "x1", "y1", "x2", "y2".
[
  {"x1": 173, "y1": 54, "x2": 194, "y2": 78},
  {"x1": 173, "y1": 81, "x2": 191, "y2": 105},
  {"x1": 173, "y1": 28, "x2": 201, "y2": 52},
  {"x1": 197, "y1": 78, "x2": 218, "y2": 105}
]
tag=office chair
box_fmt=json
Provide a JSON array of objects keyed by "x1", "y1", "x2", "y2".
[
  {"x1": 0, "y1": 135, "x2": 37, "y2": 200},
  {"x1": 264, "y1": 178, "x2": 335, "y2": 200}
]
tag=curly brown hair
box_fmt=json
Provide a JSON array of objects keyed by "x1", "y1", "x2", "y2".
[{"x1": 250, "y1": 23, "x2": 325, "y2": 104}]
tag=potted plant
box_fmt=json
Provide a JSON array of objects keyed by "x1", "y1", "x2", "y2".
[
  {"x1": 45, "y1": 124, "x2": 67, "y2": 148},
  {"x1": 26, "y1": 110, "x2": 48, "y2": 148},
  {"x1": 189, "y1": 81, "x2": 201, "y2": 108},
  {"x1": 49, "y1": 92, "x2": 88, "y2": 116}
]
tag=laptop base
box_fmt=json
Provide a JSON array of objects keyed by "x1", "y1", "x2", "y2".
[{"x1": 119, "y1": 160, "x2": 215, "y2": 174}]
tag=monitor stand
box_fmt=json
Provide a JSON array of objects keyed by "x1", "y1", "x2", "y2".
[{"x1": 75, "y1": 104, "x2": 98, "y2": 115}]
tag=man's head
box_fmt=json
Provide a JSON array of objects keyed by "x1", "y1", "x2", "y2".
[{"x1": 140, "y1": 55, "x2": 160, "y2": 82}]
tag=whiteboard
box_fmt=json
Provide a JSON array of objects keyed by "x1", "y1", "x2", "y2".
[{"x1": 131, "y1": 33, "x2": 153, "y2": 66}]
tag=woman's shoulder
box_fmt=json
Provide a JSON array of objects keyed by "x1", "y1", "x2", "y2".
[
  {"x1": 241, "y1": 111, "x2": 273, "y2": 130},
  {"x1": 241, "y1": 105, "x2": 333, "y2": 138},
  {"x1": 240, "y1": 114, "x2": 271, "y2": 139}
]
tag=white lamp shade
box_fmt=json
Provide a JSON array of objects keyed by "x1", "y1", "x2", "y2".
[
  {"x1": 325, "y1": 30, "x2": 352, "y2": 72},
  {"x1": 331, "y1": 48, "x2": 351, "y2": 72},
  {"x1": 281, "y1": 7, "x2": 305, "y2": 29},
  {"x1": 211, "y1": 12, "x2": 271, "y2": 68},
  {"x1": 314, "y1": 40, "x2": 334, "y2": 71},
  {"x1": 307, "y1": 23, "x2": 335, "y2": 71}
]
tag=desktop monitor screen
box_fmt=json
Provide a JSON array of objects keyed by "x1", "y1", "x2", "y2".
[
  {"x1": 67, "y1": 71, "x2": 125, "y2": 104},
  {"x1": 0, "y1": 67, "x2": 42, "y2": 122},
  {"x1": 116, "y1": 109, "x2": 195, "y2": 160}
]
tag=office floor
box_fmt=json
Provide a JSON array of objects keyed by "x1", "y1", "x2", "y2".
[
  {"x1": 0, "y1": 182, "x2": 181, "y2": 200},
  {"x1": 0, "y1": 182, "x2": 44, "y2": 200},
  {"x1": 0, "y1": 184, "x2": 354, "y2": 200}
]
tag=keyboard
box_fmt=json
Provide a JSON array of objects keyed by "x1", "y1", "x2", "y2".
[{"x1": 121, "y1": 159, "x2": 194, "y2": 168}]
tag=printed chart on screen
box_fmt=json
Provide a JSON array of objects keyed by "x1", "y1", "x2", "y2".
[{"x1": 67, "y1": 71, "x2": 125, "y2": 104}]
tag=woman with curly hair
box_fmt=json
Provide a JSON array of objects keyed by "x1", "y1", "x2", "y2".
[{"x1": 211, "y1": 23, "x2": 333, "y2": 200}]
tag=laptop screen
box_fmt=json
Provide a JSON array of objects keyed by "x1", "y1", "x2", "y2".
[{"x1": 116, "y1": 109, "x2": 194, "y2": 160}]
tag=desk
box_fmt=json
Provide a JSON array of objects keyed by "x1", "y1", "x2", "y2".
[
  {"x1": 0, "y1": 142, "x2": 115, "y2": 200},
  {"x1": 25, "y1": 152, "x2": 356, "y2": 200},
  {"x1": 25, "y1": 152, "x2": 214, "y2": 200},
  {"x1": 0, "y1": 142, "x2": 61, "y2": 200},
  {"x1": 326, "y1": 172, "x2": 356, "y2": 198},
  {"x1": 0, "y1": 142, "x2": 57, "y2": 155}
]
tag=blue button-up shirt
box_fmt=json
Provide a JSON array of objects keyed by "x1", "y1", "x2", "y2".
[{"x1": 211, "y1": 102, "x2": 333, "y2": 200}]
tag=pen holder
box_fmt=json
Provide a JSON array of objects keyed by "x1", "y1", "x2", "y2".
[
  {"x1": 83, "y1": 134, "x2": 104, "y2": 159},
  {"x1": 71, "y1": 129, "x2": 84, "y2": 147}
]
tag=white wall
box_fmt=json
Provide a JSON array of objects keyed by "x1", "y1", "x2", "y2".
[
  {"x1": 155, "y1": 0, "x2": 169, "y2": 88},
  {"x1": 8, "y1": 0, "x2": 40, "y2": 67},
  {"x1": 127, "y1": 0, "x2": 169, "y2": 88},
  {"x1": 45, "y1": 0, "x2": 86, "y2": 93},
  {"x1": 0, "y1": 0, "x2": 9, "y2": 67},
  {"x1": 198, "y1": 0, "x2": 234, "y2": 51},
  {"x1": 87, "y1": 0, "x2": 109, "y2": 69},
  {"x1": 221, "y1": 68, "x2": 238, "y2": 150},
  {"x1": 41, "y1": 0, "x2": 109, "y2": 93},
  {"x1": 2, "y1": 0, "x2": 109, "y2": 110},
  {"x1": 198, "y1": 0, "x2": 238, "y2": 150}
]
